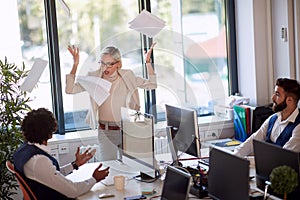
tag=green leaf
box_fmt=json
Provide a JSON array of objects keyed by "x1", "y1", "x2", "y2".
[
  {"x1": 0, "y1": 57, "x2": 32, "y2": 199},
  {"x1": 270, "y1": 165, "x2": 299, "y2": 195}
]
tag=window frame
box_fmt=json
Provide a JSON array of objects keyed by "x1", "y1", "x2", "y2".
[{"x1": 42, "y1": 0, "x2": 238, "y2": 134}]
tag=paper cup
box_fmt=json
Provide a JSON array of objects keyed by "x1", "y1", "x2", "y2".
[{"x1": 114, "y1": 175, "x2": 125, "y2": 191}]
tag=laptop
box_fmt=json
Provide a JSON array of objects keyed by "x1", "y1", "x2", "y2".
[
  {"x1": 253, "y1": 139, "x2": 300, "y2": 199},
  {"x1": 208, "y1": 146, "x2": 250, "y2": 200},
  {"x1": 161, "y1": 165, "x2": 192, "y2": 200}
]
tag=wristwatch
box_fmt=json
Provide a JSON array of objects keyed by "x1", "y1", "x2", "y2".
[{"x1": 71, "y1": 161, "x2": 78, "y2": 170}]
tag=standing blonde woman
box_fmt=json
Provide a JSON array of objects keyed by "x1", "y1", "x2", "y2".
[{"x1": 66, "y1": 43, "x2": 157, "y2": 161}]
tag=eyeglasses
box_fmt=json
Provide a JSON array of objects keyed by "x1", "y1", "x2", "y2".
[{"x1": 98, "y1": 60, "x2": 119, "y2": 68}]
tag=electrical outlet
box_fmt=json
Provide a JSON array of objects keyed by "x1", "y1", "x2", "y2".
[
  {"x1": 50, "y1": 147, "x2": 59, "y2": 160},
  {"x1": 58, "y1": 143, "x2": 69, "y2": 154}
]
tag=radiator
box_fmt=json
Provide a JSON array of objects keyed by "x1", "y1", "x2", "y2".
[{"x1": 154, "y1": 136, "x2": 170, "y2": 154}]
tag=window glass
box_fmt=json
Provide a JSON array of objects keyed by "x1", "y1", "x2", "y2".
[
  {"x1": 151, "y1": 0, "x2": 228, "y2": 118},
  {"x1": 2, "y1": 0, "x2": 231, "y2": 132},
  {"x1": 57, "y1": 0, "x2": 142, "y2": 130},
  {"x1": 0, "y1": 1, "x2": 52, "y2": 112}
]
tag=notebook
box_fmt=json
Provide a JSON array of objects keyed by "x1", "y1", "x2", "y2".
[
  {"x1": 161, "y1": 166, "x2": 192, "y2": 200},
  {"x1": 208, "y1": 146, "x2": 250, "y2": 200}
]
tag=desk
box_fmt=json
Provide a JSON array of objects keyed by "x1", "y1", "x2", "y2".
[
  {"x1": 66, "y1": 151, "x2": 282, "y2": 200},
  {"x1": 66, "y1": 161, "x2": 164, "y2": 200},
  {"x1": 66, "y1": 152, "x2": 203, "y2": 200}
]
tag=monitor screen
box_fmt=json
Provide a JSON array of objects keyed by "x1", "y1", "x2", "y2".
[
  {"x1": 208, "y1": 147, "x2": 250, "y2": 200},
  {"x1": 165, "y1": 104, "x2": 201, "y2": 157},
  {"x1": 121, "y1": 107, "x2": 158, "y2": 179},
  {"x1": 253, "y1": 139, "x2": 300, "y2": 198},
  {"x1": 161, "y1": 165, "x2": 192, "y2": 200}
]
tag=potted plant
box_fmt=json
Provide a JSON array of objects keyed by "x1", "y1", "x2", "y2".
[
  {"x1": 270, "y1": 165, "x2": 298, "y2": 200},
  {"x1": 0, "y1": 57, "x2": 31, "y2": 200}
]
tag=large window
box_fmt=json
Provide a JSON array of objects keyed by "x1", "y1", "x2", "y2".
[
  {"x1": 0, "y1": 0, "x2": 236, "y2": 134},
  {"x1": 0, "y1": 1, "x2": 53, "y2": 112},
  {"x1": 57, "y1": 0, "x2": 143, "y2": 130},
  {"x1": 151, "y1": 0, "x2": 229, "y2": 118}
]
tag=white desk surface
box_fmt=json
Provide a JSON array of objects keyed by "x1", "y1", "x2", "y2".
[
  {"x1": 66, "y1": 149, "x2": 281, "y2": 200},
  {"x1": 66, "y1": 161, "x2": 163, "y2": 200},
  {"x1": 66, "y1": 151, "x2": 204, "y2": 200}
]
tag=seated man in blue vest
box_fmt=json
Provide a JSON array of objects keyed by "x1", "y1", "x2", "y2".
[
  {"x1": 234, "y1": 78, "x2": 300, "y2": 157},
  {"x1": 13, "y1": 108, "x2": 110, "y2": 200}
]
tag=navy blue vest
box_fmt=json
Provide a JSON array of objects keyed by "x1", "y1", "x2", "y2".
[
  {"x1": 266, "y1": 110, "x2": 300, "y2": 147},
  {"x1": 13, "y1": 143, "x2": 73, "y2": 200}
]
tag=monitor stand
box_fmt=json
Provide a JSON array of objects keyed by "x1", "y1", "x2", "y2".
[
  {"x1": 135, "y1": 172, "x2": 158, "y2": 183},
  {"x1": 171, "y1": 160, "x2": 183, "y2": 167}
]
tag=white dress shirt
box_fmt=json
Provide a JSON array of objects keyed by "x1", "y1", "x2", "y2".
[
  {"x1": 233, "y1": 108, "x2": 300, "y2": 157},
  {"x1": 23, "y1": 143, "x2": 96, "y2": 198}
]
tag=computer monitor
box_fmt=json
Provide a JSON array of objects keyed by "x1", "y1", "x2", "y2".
[
  {"x1": 121, "y1": 107, "x2": 158, "y2": 179},
  {"x1": 161, "y1": 165, "x2": 192, "y2": 200},
  {"x1": 166, "y1": 126, "x2": 180, "y2": 166},
  {"x1": 165, "y1": 104, "x2": 201, "y2": 157},
  {"x1": 253, "y1": 139, "x2": 300, "y2": 198},
  {"x1": 208, "y1": 146, "x2": 250, "y2": 200}
]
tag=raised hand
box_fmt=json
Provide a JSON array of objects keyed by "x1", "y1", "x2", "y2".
[
  {"x1": 144, "y1": 42, "x2": 157, "y2": 63},
  {"x1": 68, "y1": 45, "x2": 80, "y2": 74},
  {"x1": 74, "y1": 147, "x2": 96, "y2": 167}
]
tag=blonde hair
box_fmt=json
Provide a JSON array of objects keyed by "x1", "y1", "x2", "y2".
[
  {"x1": 100, "y1": 46, "x2": 122, "y2": 69},
  {"x1": 100, "y1": 46, "x2": 121, "y2": 61}
]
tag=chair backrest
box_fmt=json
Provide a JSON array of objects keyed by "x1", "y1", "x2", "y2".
[{"x1": 6, "y1": 160, "x2": 37, "y2": 200}]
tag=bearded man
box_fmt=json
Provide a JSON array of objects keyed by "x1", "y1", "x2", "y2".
[{"x1": 233, "y1": 78, "x2": 300, "y2": 157}]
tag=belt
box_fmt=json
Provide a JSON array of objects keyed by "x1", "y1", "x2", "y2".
[{"x1": 99, "y1": 122, "x2": 120, "y2": 130}]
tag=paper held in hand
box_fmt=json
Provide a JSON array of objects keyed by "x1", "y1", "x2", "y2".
[{"x1": 77, "y1": 75, "x2": 112, "y2": 106}]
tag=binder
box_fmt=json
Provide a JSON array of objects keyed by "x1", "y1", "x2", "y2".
[
  {"x1": 233, "y1": 106, "x2": 247, "y2": 130},
  {"x1": 241, "y1": 105, "x2": 255, "y2": 135},
  {"x1": 233, "y1": 105, "x2": 247, "y2": 142}
]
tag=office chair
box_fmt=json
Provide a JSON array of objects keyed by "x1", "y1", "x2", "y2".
[{"x1": 6, "y1": 160, "x2": 37, "y2": 200}]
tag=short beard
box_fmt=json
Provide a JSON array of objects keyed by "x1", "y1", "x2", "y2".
[{"x1": 273, "y1": 98, "x2": 287, "y2": 112}]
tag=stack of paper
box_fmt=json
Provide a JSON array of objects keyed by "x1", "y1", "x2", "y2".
[
  {"x1": 77, "y1": 76, "x2": 111, "y2": 106},
  {"x1": 129, "y1": 9, "x2": 166, "y2": 38}
]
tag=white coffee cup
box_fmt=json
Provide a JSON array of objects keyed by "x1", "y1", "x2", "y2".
[{"x1": 114, "y1": 175, "x2": 125, "y2": 191}]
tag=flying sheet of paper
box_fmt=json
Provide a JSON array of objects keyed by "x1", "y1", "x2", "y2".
[
  {"x1": 58, "y1": 0, "x2": 70, "y2": 17},
  {"x1": 77, "y1": 76, "x2": 112, "y2": 106},
  {"x1": 128, "y1": 9, "x2": 166, "y2": 38},
  {"x1": 20, "y1": 58, "x2": 48, "y2": 92}
]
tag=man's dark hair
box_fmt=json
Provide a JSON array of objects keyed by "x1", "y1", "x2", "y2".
[
  {"x1": 21, "y1": 108, "x2": 58, "y2": 144},
  {"x1": 276, "y1": 78, "x2": 300, "y2": 102}
]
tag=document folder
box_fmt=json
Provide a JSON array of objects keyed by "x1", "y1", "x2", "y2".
[{"x1": 233, "y1": 107, "x2": 247, "y2": 142}]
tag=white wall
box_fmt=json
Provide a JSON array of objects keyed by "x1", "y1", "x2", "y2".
[
  {"x1": 272, "y1": 0, "x2": 295, "y2": 78},
  {"x1": 235, "y1": 0, "x2": 298, "y2": 106},
  {"x1": 235, "y1": 0, "x2": 271, "y2": 106},
  {"x1": 0, "y1": 0, "x2": 22, "y2": 63}
]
